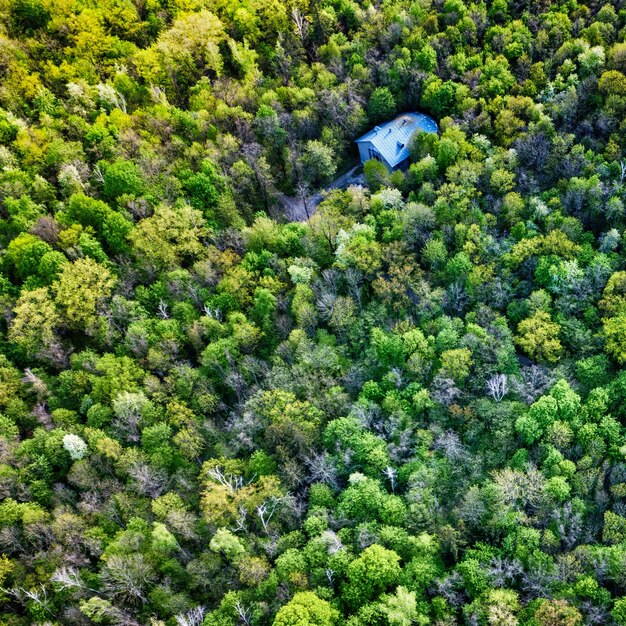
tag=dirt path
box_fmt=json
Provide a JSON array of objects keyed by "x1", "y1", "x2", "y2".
[{"x1": 279, "y1": 165, "x2": 364, "y2": 222}]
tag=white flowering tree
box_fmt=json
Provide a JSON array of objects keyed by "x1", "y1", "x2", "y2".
[{"x1": 62, "y1": 434, "x2": 88, "y2": 460}]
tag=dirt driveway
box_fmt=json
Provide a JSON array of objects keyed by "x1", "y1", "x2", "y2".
[{"x1": 279, "y1": 165, "x2": 364, "y2": 221}]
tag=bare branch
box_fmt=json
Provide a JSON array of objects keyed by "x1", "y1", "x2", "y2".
[
  {"x1": 486, "y1": 374, "x2": 509, "y2": 402},
  {"x1": 175, "y1": 606, "x2": 206, "y2": 626}
]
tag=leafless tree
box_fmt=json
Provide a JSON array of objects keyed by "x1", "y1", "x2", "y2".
[
  {"x1": 157, "y1": 299, "x2": 169, "y2": 319},
  {"x1": 228, "y1": 371, "x2": 252, "y2": 404},
  {"x1": 580, "y1": 601, "x2": 609, "y2": 625},
  {"x1": 325, "y1": 568, "x2": 335, "y2": 586},
  {"x1": 51, "y1": 566, "x2": 85, "y2": 591},
  {"x1": 295, "y1": 181, "x2": 312, "y2": 220},
  {"x1": 291, "y1": 8, "x2": 309, "y2": 47},
  {"x1": 256, "y1": 499, "x2": 279, "y2": 534},
  {"x1": 486, "y1": 557, "x2": 524, "y2": 588},
  {"x1": 22, "y1": 368, "x2": 48, "y2": 398},
  {"x1": 166, "y1": 509, "x2": 200, "y2": 542},
  {"x1": 486, "y1": 374, "x2": 509, "y2": 402},
  {"x1": 387, "y1": 367, "x2": 404, "y2": 389},
  {"x1": 149, "y1": 84, "x2": 168, "y2": 105},
  {"x1": 382, "y1": 466, "x2": 397, "y2": 492},
  {"x1": 206, "y1": 466, "x2": 246, "y2": 493},
  {"x1": 93, "y1": 164, "x2": 105, "y2": 185},
  {"x1": 551, "y1": 502, "x2": 583, "y2": 549},
  {"x1": 520, "y1": 564, "x2": 558, "y2": 600},
  {"x1": 492, "y1": 466, "x2": 545, "y2": 514},
  {"x1": 128, "y1": 463, "x2": 168, "y2": 498},
  {"x1": 175, "y1": 606, "x2": 206, "y2": 626},
  {"x1": 0, "y1": 526, "x2": 23, "y2": 554},
  {"x1": 31, "y1": 216, "x2": 60, "y2": 245},
  {"x1": 430, "y1": 375, "x2": 461, "y2": 406},
  {"x1": 2, "y1": 585, "x2": 54, "y2": 617},
  {"x1": 316, "y1": 291, "x2": 337, "y2": 321},
  {"x1": 51, "y1": 566, "x2": 102, "y2": 595},
  {"x1": 24, "y1": 521, "x2": 54, "y2": 552},
  {"x1": 234, "y1": 601, "x2": 252, "y2": 626},
  {"x1": 304, "y1": 452, "x2": 339, "y2": 487},
  {"x1": 444, "y1": 281, "x2": 469, "y2": 315},
  {"x1": 321, "y1": 530, "x2": 343, "y2": 555},
  {"x1": 38, "y1": 341, "x2": 71, "y2": 369},
  {"x1": 233, "y1": 506, "x2": 248, "y2": 534},
  {"x1": 101, "y1": 554, "x2": 156, "y2": 605},
  {"x1": 31, "y1": 403, "x2": 53, "y2": 430},
  {"x1": 320, "y1": 268, "x2": 340, "y2": 294},
  {"x1": 203, "y1": 305, "x2": 222, "y2": 321},
  {"x1": 434, "y1": 430, "x2": 470, "y2": 464},
  {"x1": 435, "y1": 572, "x2": 465, "y2": 607},
  {"x1": 344, "y1": 268, "x2": 363, "y2": 308},
  {"x1": 511, "y1": 365, "x2": 554, "y2": 404},
  {"x1": 350, "y1": 400, "x2": 384, "y2": 433}
]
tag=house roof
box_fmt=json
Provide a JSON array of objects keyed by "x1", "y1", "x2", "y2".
[{"x1": 355, "y1": 112, "x2": 438, "y2": 168}]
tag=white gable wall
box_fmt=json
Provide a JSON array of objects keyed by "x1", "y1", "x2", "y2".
[{"x1": 357, "y1": 140, "x2": 392, "y2": 171}]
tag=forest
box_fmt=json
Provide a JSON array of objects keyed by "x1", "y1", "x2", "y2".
[{"x1": 2, "y1": 0, "x2": 626, "y2": 624}]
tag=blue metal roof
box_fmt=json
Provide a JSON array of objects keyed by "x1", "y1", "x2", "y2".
[{"x1": 355, "y1": 112, "x2": 438, "y2": 168}]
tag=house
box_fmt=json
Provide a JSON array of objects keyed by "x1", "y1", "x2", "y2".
[{"x1": 355, "y1": 112, "x2": 438, "y2": 171}]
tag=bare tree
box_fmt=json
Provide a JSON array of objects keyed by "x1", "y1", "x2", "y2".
[
  {"x1": 206, "y1": 466, "x2": 247, "y2": 493},
  {"x1": 157, "y1": 299, "x2": 170, "y2": 319},
  {"x1": 316, "y1": 291, "x2": 337, "y2": 321},
  {"x1": 31, "y1": 403, "x2": 53, "y2": 430},
  {"x1": 2, "y1": 585, "x2": 54, "y2": 617},
  {"x1": 486, "y1": 374, "x2": 509, "y2": 402},
  {"x1": 203, "y1": 305, "x2": 222, "y2": 321},
  {"x1": 175, "y1": 606, "x2": 206, "y2": 626},
  {"x1": 325, "y1": 568, "x2": 335, "y2": 586},
  {"x1": 486, "y1": 557, "x2": 524, "y2": 588},
  {"x1": 344, "y1": 268, "x2": 363, "y2": 308},
  {"x1": 291, "y1": 8, "x2": 309, "y2": 47},
  {"x1": 434, "y1": 430, "x2": 470, "y2": 464},
  {"x1": 128, "y1": 463, "x2": 168, "y2": 498},
  {"x1": 101, "y1": 554, "x2": 156, "y2": 605},
  {"x1": 256, "y1": 499, "x2": 279, "y2": 534},
  {"x1": 234, "y1": 601, "x2": 252, "y2": 626},
  {"x1": 165, "y1": 509, "x2": 200, "y2": 542},
  {"x1": 31, "y1": 216, "x2": 61, "y2": 245},
  {"x1": 430, "y1": 375, "x2": 461, "y2": 406},
  {"x1": 320, "y1": 530, "x2": 343, "y2": 554},
  {"x1": 434, "y1": 572, "x2": 465, "y2": 607},
  {"x1": 382, "y1": 466, "x2": 397, "y2": 492},
  {"x1": 51, "y1": 566, "x2": 86, "y2": 591},
  {"x1": 511, "y1": 365, "x2": 554, "y2": 404},
  {"x1": 304, "y1": 452, "x2": 339, "y2": 486},
  {"x1": 22, "y1": 368, "x2": 48, "y2": 398},
  {"x1": 93, "y1": 164, "x2": 105, "y2": 185}
]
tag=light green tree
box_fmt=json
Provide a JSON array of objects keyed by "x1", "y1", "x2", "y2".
[
  {"x1": 9, "y1": 287, "x2": 59, "y2": 357},
  {"x1": 515, "y1": 311, "x2": 562, "y2": 363},
  {"x1": 343, "y1": 544, "x2": 401, "y2": 608},
  {"x1": 273, "y1": 592, "x2": 338, "y2": 626},
  {"x1": 53, "y1": 258, "x2": 115, "y2": 329}
]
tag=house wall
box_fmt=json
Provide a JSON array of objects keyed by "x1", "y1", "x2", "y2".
[
  {"x1": 357, "y1": 141, "x2": 392, "y2": 171},
  {"x1": 357, "y1": 141, "x2": 373, "y2": 164}
]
